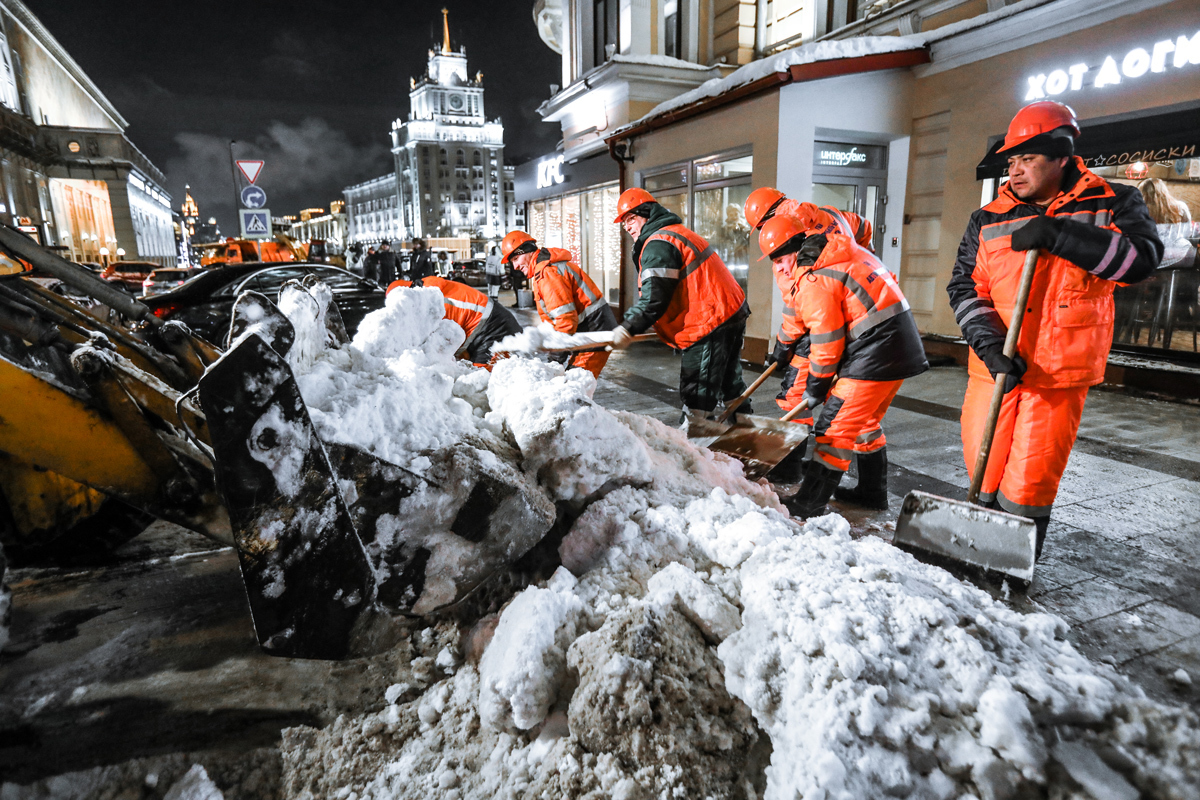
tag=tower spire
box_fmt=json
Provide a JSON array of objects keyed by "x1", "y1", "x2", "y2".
[{"x1": 441, "y1": 8, "x2": 451, "y2": 55}]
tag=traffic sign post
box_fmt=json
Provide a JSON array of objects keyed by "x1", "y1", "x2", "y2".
[
  {"x1": 240, "y1": 208, "x2": 272, "y2": 239},
  {"x1": 236, "y1": 160, "x2": 264, "y2": 184},
  {"x1": 241, "y1": 185, "x2": 267, "y2": 209}
]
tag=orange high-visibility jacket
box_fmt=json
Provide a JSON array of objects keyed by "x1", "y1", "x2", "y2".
[
  {"x1": 531, "y1": 248, "x2": 606, "y2": 334},
  {"x1": 640, "y1": 224, "x2": 746, "y2": 350},
  {"x1": 389, "y1": 276, "x2": 495, "y2": 356},
  {"x1": 777, "y1": 198, "x2": 874, "y2": 250},
  {"x1": 794, "y1": 234, "x2": 927, "y2": 399},
  {"x1": 948, "y1": 158, "x2": 1161, "y2": 388}
]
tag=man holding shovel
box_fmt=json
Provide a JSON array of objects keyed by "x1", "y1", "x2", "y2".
[
  {"x1": 948, "y1": 101, "x2": 1161, "y2": 560},
  {"x1": 608, "y1": 188, "x2": 751, "y2": 418},
  {"x1": 499, "y1": 230, "x2": 619, "y2": 378},
  {"x1": 759, "y1": 208, "x2": 927, "y2": 518}
]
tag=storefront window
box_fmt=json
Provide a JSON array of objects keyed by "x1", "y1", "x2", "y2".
[
  {"x1": 1102, "y1": 160, "x2": 1200, "y2": 357},
  {"x1": 525, "y1": 183, "x2": 622, "y2": 306},
  {"x1": 545, "y1": 198, "x2": 563, "y2": 249},
  {"x1": 639, "y1": 148, "x2": 754, "y2": 295},
  {"x1": 563, "y1": 193, "x2": 582, "y2": 265},
  {"x1": 530, "y1": 201, "x2": 546, "y2": 243}
]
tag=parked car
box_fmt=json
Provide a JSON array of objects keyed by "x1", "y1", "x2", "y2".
[
  {"x1": 141, "y1": 263, "x2": 386, "y2": 345},
  {"x1": 101, "y1": 260, "x2": 160, "y2": 293},
  {"x1": 449, "y1": 259, "x2": 513, "y2": 290},
  {"x1": 141, "y1": 266, "x2": 199, "y2": 297}
]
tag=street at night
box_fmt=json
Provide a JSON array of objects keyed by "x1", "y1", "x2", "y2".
[{"x1": 2, "y1": 0, "x2": 1200, "y2": 797}]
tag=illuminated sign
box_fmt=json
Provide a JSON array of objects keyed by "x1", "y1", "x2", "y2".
[
  {"x1": 813, "y1": 141, "x2": 886, "y2": 171},
  {"x1": 1024, "y1": 30, "x2": 1200, "y2": 101},
  {"x1": 536, "y1": 155, "x2": 566, "y2": 189}
]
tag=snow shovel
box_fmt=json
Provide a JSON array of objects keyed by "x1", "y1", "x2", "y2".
[
  {"x1": 686, "y1": 361, "x2": 779, "y2": 443},
  {"x1": 704, "y1": 398, "x2": 816, "y2": 481},
  {"x1": 893, "y1": 249, "x2": 1041, "y2": 584},
  {"x1": 540, "y1": 332, "x2": 659, "y2": 354}
]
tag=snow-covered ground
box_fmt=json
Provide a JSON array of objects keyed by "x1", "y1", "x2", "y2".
[
  {"x1": 259, "y1": 285, "x2": 1200, "y2": 799},
  {"x1": 9, "y1": 285, "x2": 1198, "y2": 799}
]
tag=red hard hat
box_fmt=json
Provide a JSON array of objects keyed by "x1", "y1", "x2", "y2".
[
  {"x1": 744, "y1": 187, "x2": 785, "y2": 229},
  {"x1": 500, "y1": 230, "x2": 536, "y2": 263},
  {"x1": 757, "y1": 204, "x2": 839, "y2": 261},
  {"x1": 998, "y1": 101, "x2": 1080, "y2": 153},
  {"x1": 613, "y1": 188, "x2": 656, "y2": 223}
]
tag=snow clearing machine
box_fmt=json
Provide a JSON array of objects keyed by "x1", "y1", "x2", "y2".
[{"x1": 0, "y1": 225, "x2": 554, "y2": 659}]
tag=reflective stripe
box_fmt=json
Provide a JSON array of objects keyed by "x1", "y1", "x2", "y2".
[
  {"x1": 855, "y1": 428, "x2": 883, "y2": 445},
  {"x1": 816, "y1": 443, "x2": 855, "y2": 461},
  {"x1": 978, "y1": 490, "x2": 997, "y2": 505},
  {"x1": 809, "y1": 360, "x2": 838, "y2": 376},
  {"x1": 546, "y1": 302, "x2": 575, "y2": 318},
  {"x1": 782, "y1": 306, "x2": 796, "y2": 317},
  {"x1": 980, "y1": 217, "x2": 1035, "y2": 242},
  {"x1": 561, "y1": 261, "x2": 602, "y2": 304},
  {"x1": 1109, "y1": 245, "x2": 1138, "y2": 282},
  {"x1": 680, "y1": 246, "x2": 715, "y2": 277},
  {"x1": 956, "y1": 306, "x2": 1002, "y2": 327},
  {"x1": 641, "y1": 267, "x2": 680, "y2": 280},
  {"x1": 809, "y1": 327, "x2": 846, "y2": 345},
  {"x1": 847, "y1": 300, "x2": 910, "y2": 340},
  {"x1": 650, "y1": 229, "x2": 715, "y2": 278},
  {"x1": 459, "y1": 298, "x2": 493, "y2": 353},
  {"x1": 954, "y1": 296, "x2": 993, "y2": 320},
  {"x1": 1061, "y1": 209, "x2": 1113, "y2": 228},
  {"x1": 444, "y1": 296, "x2": 489, "y2": 313},
  {"x1": 580, "y1": 299, "x2": 608, "y2": 319},
  {"x1": 997, "y1": 489, "x2": 1053, "y2": 519},
  {"x1": 811, "y1": 267, "x2": 876, "y2": 314}
]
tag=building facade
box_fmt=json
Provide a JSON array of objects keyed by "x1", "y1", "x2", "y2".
[
  {"x1": 0, "y1": 0, "x2": 173, "y2": 266},
  {"x1": 288, "y1": 202, "x2": 348, "y2": 254},
  {"x1": 345, "y1": 11, "x2": 517, "y2": 247}
]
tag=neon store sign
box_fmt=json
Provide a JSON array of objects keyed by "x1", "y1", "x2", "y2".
[{"x1": 1023, "y1": 30, "x2": 1200, "y2": 101}]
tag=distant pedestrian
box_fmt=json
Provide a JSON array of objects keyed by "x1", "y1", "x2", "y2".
[
  {"x1": 362, "y1": 246, "x2": 379, "y2": 283},
  {"x1": 377, "y1": 242, "x2": 398, "y2": 286},
  {"x1": 436, "y1": 250, "x2": 450, "y2": 277},
  {"x1": 409, "y1": 238, "x2": 434, "y2": 281},
  {"x1": 484, "y1": 245, "x2": 504, "y2": 301}
]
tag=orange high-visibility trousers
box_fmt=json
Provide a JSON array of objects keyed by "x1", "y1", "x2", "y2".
[
  {"x1": 569, "y1": 349, "x2": 610, "y2": 378},
  {"x1": 813, "y1": 378, "x2": 903, "y2": 472},
  {"x1": 960, "y1": 377, "x2": 1087, "y2": 518}
]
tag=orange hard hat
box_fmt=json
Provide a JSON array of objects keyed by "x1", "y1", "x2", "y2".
[
  {"x1": 744, "y1": 187, "x2": 786, "y2": 229},
  {"x1": 500, "y1": 230, "x2": 536, "y2": 263},
  {"x1": 613, "y1": 187, "x2": 656, "y2": 223},
  {"x1": 998, "y1": 101, "x2": 1080, "y2": 153},
  {"x1": 757, "y1": 204, "x2": 839, "y2": 261}
]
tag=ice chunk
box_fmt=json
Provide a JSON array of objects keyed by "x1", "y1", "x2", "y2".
[{"x1": 163, "y1": 764, "x2": 224, "y2": 800}]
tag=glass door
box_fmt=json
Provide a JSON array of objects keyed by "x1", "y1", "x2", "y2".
[{"x1": 812, "y1": 178, "x2": 883, "y2": 251}]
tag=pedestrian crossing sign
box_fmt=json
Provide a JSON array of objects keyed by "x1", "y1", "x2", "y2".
[{"x1": 239, "y1": 208, "x2": 271, "y2": 239}]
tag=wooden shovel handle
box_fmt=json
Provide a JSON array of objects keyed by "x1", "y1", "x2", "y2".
[
  {"x1": 544, "y1": 332, "x2": 658, "y2": 354},
  {"x1": 780, "y1": 394, "x2": 818, "y2": 422},
  {"x1": 967, "y1": 248, "x2": 1040, "y2": 505},
  {"x1": 715, "y1": 362, "x2": 778, "y2": 423}
]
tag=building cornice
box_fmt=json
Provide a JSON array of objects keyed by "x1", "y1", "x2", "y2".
[
  {"x1": 914, "y1": 0, "x2": 1182, "y2": 77},
  {"x1": 539, "y1": 57, "x2": 722, "y2": 122},
  {"x1": 2, "y1": 0, "x2": 127, "y2": 129}
]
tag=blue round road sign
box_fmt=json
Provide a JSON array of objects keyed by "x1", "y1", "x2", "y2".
[{"x1": 241, "y1": 185, "x2": 267, "y2": 209}]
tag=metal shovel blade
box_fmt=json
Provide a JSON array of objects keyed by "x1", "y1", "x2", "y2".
[
  {"x1": 894, "y1": 490, "x2": 1037, "y2": 584},
  {"x1": 707, "y1": 415, "x2": 811, "y2": 481}
]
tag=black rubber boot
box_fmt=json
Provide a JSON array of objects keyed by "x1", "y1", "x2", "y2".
[
  {"x1": 783, "y1": 460, "x2": 843, "y2": 519},
  {"x1": 833, "y1": 448, "x2": 889, "y2": 510},
  {"x1": 1033, "y1": 516, "x2": 1050, "y2": 562},
  {"x1": 766, "y1": 440, "x2": 808, "y2": 484}
]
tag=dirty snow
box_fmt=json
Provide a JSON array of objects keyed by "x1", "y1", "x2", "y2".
[{"x1": 260, "y1": 284, "x2": 1200, "y2": 797}]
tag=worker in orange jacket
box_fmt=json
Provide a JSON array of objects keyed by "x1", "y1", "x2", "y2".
[
  {"x1": 387, "y1": 276, "x2": 521, "y2": 368},
  {"x1": 745, "y1": 187, "x2": 875, "y2": 251},
  {"x1": 609, "y1": 188, "x2": 751, "y2": 417},
  {"x1": 949, "y1": 101, "x2": 1161, "y2": 559},
  {"x1": 759, "y1": 212, "x2": 927, "y2": 518},
  {"x1": 499, "y1": 231, "x2": 618, "y2": 378}
]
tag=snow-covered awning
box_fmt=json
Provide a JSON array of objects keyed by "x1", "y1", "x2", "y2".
[{"x1": 608, "y1": 36, "x2": 929, "y2": 141}]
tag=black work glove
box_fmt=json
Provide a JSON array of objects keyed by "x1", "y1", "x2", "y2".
[
  {"x1": 1010, "y1": 215, "x2": 1062, "y2": 252},
  {"x1": 975, "y1": 343, "x2": 1027, "y2": 394},
  {"x1": 770, "y1": 339, "x2": 794, "y2": 368}
]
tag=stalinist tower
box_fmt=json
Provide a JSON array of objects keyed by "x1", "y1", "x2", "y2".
[{"x1": 391, "y1": 9, "x2": 513, "y2": 240}]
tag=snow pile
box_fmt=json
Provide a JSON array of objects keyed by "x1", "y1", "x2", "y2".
[
  {"x1": 624, "y1": 35, "x2": 926, "y2": 130},
  {"x1": 491, "y1": 322, "x2": 614, "y2": 355},
  {"x1": 163, "y1": 764, "x2": 224, "y2": 800},
  {"x1": 270, "y1": 284, "x2": 1199, "y2": 799}
]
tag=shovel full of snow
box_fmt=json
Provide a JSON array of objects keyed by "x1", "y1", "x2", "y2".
[
  {"x1": 685, "y1": 361, "x2": 778, "y2": 443},
  {"x1": 893, "y1": 249, "x2": 1040, "y2": 585},
  {"x1": 701, "y1": 397, "x2": 814, "y2": 481}
]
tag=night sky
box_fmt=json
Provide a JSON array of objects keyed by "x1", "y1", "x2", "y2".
[{"x1": 25, "y1": 0, "x2": 562, "y2": 234}]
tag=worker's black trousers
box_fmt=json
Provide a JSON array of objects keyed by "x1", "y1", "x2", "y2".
[{"x1": 679, "y1": 318, "x2": 749, "y2": 413}]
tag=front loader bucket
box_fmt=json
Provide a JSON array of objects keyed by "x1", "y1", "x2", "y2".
[
  {"x1": 894, "y1": 490, "x2": 1037, "y2": 585},
  {"x1": 197, "y1": 333, "x2": 374, "y2": 659}
]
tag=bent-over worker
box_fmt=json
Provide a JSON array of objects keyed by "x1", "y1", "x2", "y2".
[
  {"x1": 500, "y1": 231, "x2": 618, "y2": 378},
  {"x1": 387, "y1": 275, "x2": 521, "y2": 369},
  {"x1": 759, "y1": 211, "x2": 927, "y2": 518},
  {"x1": 745, "y1": 187, "x2": 875, "y2": 251},
  {"x1": 609, "y1": 188, "x2": 751, "y2": 417}
]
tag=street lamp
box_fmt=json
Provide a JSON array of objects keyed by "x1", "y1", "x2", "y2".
[
  {"x1": 99, "y1": 246, "x2": 109, "y2": 266},
  {"x1": 116, "y1": 248, "x2": 125, "y2": 258}
]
